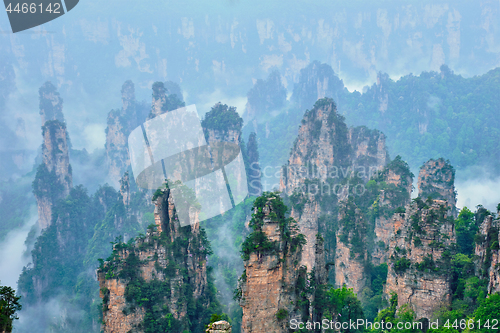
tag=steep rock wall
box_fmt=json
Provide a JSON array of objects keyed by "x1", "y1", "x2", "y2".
[
  {"x1": 280, "y1": 98, "x2": 389, "y2": 278},
  {"x1": 238, "y1": 194, "x2": 307, "y2": 333},
  {"x1": 418, "y1": 158, "x2": 457, "y2": 216},
  {"x1": 385, "y1": 193, "x2": 456, "y2": 319},
  {"x1": 475, "y1": 215, "x2": 500, "y2": 294},
  {"x1": 33, "y1": 82, "x2": 72, "y2": 229},
  {"x1": 105, "y1": 80, "x2": 139, "y2": 186},
  {"x1": 98, "y1": 187, "x2": 214, "y2": 332}
]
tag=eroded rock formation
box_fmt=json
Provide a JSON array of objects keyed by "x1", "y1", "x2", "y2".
[
  {"x1": 33, "y1": 82, "x2": 72, "y2": 229},
  {"x1": 105, "y1": 80, "x2": 140, "y2": 186},
  {"x1": 280, "y1": 98, "x2": 389, "y2": 277},
  {"x1": 292, "y1": 61, "x2": 344, "y2": 112},
  {"x1": 106, "y1": 80, "x2": 184, "y2": 186},
  {"x1": 148, "y1": 81, "x2": 184, "y2": 120},
  {"x1": 98, "y1": 186, "x2": 215, "y2": 332},
  {"x1": 475, "y1": 214, "x2": 500, "y2": 294},
  {"x1": 206, "y1": 320, "x2": 232, "y2": 333},
  {"x1": 384, "y1": 161, "x2": 458, "y2": 319},
  {"x1": 245, "y1": 70, "x2": 287, "y2": 138},
  {"x1": 418, "y1": 158, "x2": 457, "y2": 216},
  {"x1": 238, "y1": 193, "x2": 307, "y2": 333}
]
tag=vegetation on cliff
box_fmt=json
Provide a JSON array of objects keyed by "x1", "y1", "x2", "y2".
[
  {"x1": 240, "y1": 192, "x2": 306, "y2": 261},
  {"x1": 202, "y1": 103, "x2": 243, "y2": 135},
  {"x1": 0, "y1": 284, "x2": 22, "y2": 333},
  {"x1": 98, "y1": 188, "x2": 224, "y2": 332},
  {"x1": 151, "y1": 81, "x2": 185, "y2": 113}
]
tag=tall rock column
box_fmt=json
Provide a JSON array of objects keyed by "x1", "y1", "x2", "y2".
[
  {"x1": 98, "y1": 187, "x2": 217, "y2": 332},
  {"x1": 105, "y1": 80, "x2": 139, "y2": 186},
  {"x1": 106, "y1": 80, "x2": 185, "y2": 186},
  {"x1": 238, "y1": 193, "x2": 306, "y2": 333},
  {"x1": 279, "y1": 98, "x2": 389, "y2": 278},
  {"x1": 384, "y1": 158, "x2": 458, "y2": 319},
  {"x1": 474, "y1": 214, "x2": 500, "y2": 294},
  {"x1": 418, "y1": 158, "x2": 457, "y2": 216},
  {"x1": 333, "y1": 156, "x2": 413, "y2": 296},
  {"x1": 246, "y1": 132, "x2": 262, "y2": 196},
  {"x1": 201, "y1": 102, "x2": 246, "y2": 199},
  {"x1": 33, "y1": 82, "x2": 72, "y2": 229},
  {"x1": 148, "y1": 81, "x2": 185, "y2": 120}
]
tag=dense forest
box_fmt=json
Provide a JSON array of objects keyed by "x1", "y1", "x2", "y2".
[{"x1": 245, "y1": 63, "x2": 500, "y2": 184}]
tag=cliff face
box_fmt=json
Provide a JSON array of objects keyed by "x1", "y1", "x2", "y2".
[
  {"x1": 280, "y1": 98, "x2": 389, "y2": 277},
  {"x1": 334, "y1": 198, "x2": 370, "y2": 296},
  {"x1": 475, "y1": 215, "x2": 500, "y2": 294},
  {"x1": 106, "y1": 80, "x2": 184, "y2": 186},
  {"x1": 245, "y1": 70, "x2": 287, "y2": 138},
  {"x1": 371, "y1": 157, "x2": 414, "y2": 265},
  {"x1": 383, "y1": 161, "x2": 458, "y2": 319},
  {"x1": 98, "y1": 187, "x2": 216, "y2": 332},
  {"x1": 148, "y1": 81, "x2": 185, "y2": 120},
  {"x1": 39, "y1": 81, "x2": 65, "y2": 124},
  {"x1": 348, "y1": 126, "x2": 389, "y2": 183},
  {"x1": 418, "y1": 158, "x2": 457, "y2": 215},
  {"x1": 246, "y1": 132, "x2": 262, "y2": 196},
  {"x1": 33, "y1": 82, "x2": 72, "y2": 229},
  {"x1": 201, "y1": 102, "x2": 251, "y2": 201},
  {"x1": 279, "y1": 97, "x2": 463, "y2": 321},
  {"x1": 291, "y1": 61, "x2": 344, "y2": 112},
  {"x1": 105, "y1": 80, "x2": 139, "y2": 186},
  {"x1": 384, "y1": 198, "x2": 456, "y2": 319},
  {"x1": 238, "y1": 193, "x2": 307, "y2": 333},
  {"x1": 334, "y1": 157, "x2": 413, "y2": 297}
]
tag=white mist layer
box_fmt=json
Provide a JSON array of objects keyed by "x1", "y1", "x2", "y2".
[
  {"x1": 0, "y1": 211, "x2": 37, "y2": 289},
  {"x1": 456, "y1": 176, "x2": 500, "y2": 213}
]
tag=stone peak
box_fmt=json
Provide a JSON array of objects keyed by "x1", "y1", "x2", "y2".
[{"x1": 418, "y1": 158, "x2": 456, "y2": 215}]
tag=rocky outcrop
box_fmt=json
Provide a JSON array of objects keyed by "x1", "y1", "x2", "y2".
[
  {"x1": 418, "y1": 158, "x2": 457, "y2": 216},
  {"x1": 238, "y1": 193, "x2": 307, "y2": 333},
  {"x1": 148, "y1": 81, "x2": 185, "y2": 120},
  {"x1": 33, "y1": 82, "x2": 72, "y2": 229},
  {"x1": 475, "y1": 214, "x2": 500, "y2": 294},
  {"x1": 206, "y1": 321, "x2": 232, "y2": 333},
  {"x1": 149, "y1": 81, "x2": 168, "y2": 120},
  {"x1": 203, "y1": 103, "x2": 242, "y2": 144},
  {"x1": 334, "y1": 156, "x2": 414, "y2": 297},
  {"x1": 38, "y1": 81, "x2": 65, "y2": 124},
  {"x1": 201, "y1": 102, "x2": 248, "y2": 199},
  {"x1": 119, "y1": 172, "x2": 131, "y2": 207},
  {"x1": 246, "y1": 70, "x2": 287, "y2": 133},
  {"x1": 383, "y1": 159, "x2": 458, "y2": 320},
  {"x1": 105, "y1": 80, "x2": 140, "y2": 186},
  {"x1": 291, "y1": 61, "x2": 345, "y2": 112},
  {"x1": 98, "y1": 186, "x2": 214, "y2": 332},
  {"x1": 99, "y1": 279, "x2": 145, "y2": 333},
  {"x1": 280, "y1": 98, "x2": 389, "y2": 276},
  {"x1": 371, "y1": 156, "x2": 414, "y2": 265},
  {"x1": 349, "y1": 126, "x2": 389, "y2": 183},
  {"x1": 384, "y1": 198, "x2": 455, "y2": 319},
  {"x1": 106, "y1": 81, "x2": 184, "y2": 186},
  {"x1": 334, "y1": 198, "x2": 370, "y2": 296},
  {"x1": 246, "y1": 132, "x2": 262, "y2": 196}
]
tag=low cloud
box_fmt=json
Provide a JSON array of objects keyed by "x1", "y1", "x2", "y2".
[
  {"x1": 194, "y1": 89, "x2": 247, "y2": 117},
  {"x1": 455, "y1": 166, "x2": 500, "y2": 213},
  {"x1": 0, "y1": 208, "x2": 37, "y2": 289}
]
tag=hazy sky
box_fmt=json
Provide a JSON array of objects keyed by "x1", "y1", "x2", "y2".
[{"x1": 1, "y1": 0, "x2": 500, "y2": 170}]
